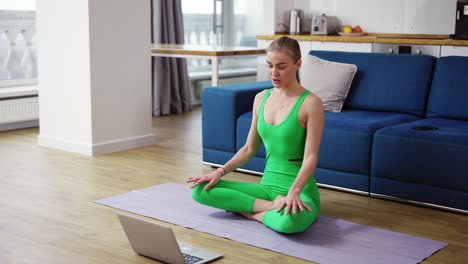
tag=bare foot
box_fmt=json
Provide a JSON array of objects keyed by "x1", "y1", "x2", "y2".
[
  {"x1": 272, "y1": 195, "x2": 285, "y2": 210},
  {"x1": 237, "y1": 212, "x2": 255, "y2": 220},
  {"x1": 238, "y1": 212, "x2": 264, "y2": 223}
]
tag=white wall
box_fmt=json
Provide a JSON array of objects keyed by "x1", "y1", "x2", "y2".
[
  {"x1": 37, "y1": 0, "x2": 153, "y2": 155},
  {"x1": 274, "y1": 0, "x2": 457, "y2": 34},
  {"x1": 259, "y1": 1, "x2": 276, "y2": 35},
  {"x1": 36, "y1": 0, "x2": 93, "y2": 151},
  {"x1": 89, "y1": 0, "x2": 152, "y2": 146}
]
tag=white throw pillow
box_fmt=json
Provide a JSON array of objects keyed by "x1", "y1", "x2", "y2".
[{"x1": 300, "y1": 55, "x2": 357, "y2": 112}]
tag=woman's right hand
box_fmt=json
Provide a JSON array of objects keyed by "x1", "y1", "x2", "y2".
[{"x1": 186, "y1": 170, "x2": 222, "y2": 191}]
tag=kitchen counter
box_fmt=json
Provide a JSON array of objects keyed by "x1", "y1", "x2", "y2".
[{"x1": 256, "y1": 33, "x2": 468, "y2": 46}]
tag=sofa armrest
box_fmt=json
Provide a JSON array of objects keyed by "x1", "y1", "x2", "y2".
[{"x1": 202, "y1": 80, "x2": 272, "y2": 153}]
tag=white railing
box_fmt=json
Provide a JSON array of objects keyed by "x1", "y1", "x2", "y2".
[
  {"x1": 182, "y1": 29, "x2": 257, "y2": 106},
  {"x1": 184, "y1": 30, "x2": 218, "y2": 69},
  {"x1": 183, "y1": 29, "x2": 256, "y2": 74},
  {"x1": 0, "y1": 10, "x2": 37, "y2": 88}
]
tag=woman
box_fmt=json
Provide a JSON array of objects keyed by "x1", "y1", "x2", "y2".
[{"x1": 186, "y1": 36, "x2": 324, "y2": 234}]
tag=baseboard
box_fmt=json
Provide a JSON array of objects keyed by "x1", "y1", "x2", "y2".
[
  {"x1": 0, "y1": 119, "x2": 38, "y2": 131},
  {"x1": 370, "y1": 193, "x2": 468, "y2": 215},
  {"x1": 38, "y1": 133, "x2": 154, "y2": 156},
  {"x1": 92, "y1": 134, "x2": 154, "y2": 155},
  {"x1": 38, "y1": 135, "x2": 94, "y2": 155}
]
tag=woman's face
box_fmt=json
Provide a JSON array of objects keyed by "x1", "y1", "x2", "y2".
[{"x1": 266, "y1": 50, "x2": 301, "y2": 88}]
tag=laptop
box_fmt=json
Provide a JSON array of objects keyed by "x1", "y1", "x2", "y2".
[{"x1": 117, "y1": 213, "x2": 223, "y2": 264}]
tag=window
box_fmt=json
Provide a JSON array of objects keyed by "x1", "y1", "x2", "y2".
[
  {"x1": 0, "y1": 1, "x2": 37, "y2": 90},
  {"x1": 181, "y1": 0, "x2": 263, "y2": 78}
]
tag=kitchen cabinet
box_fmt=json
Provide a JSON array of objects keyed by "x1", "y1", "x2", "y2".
[
  {"x1": 372, "y1": 43, "x2": 441, "y2": 57},
  {"x1": 440, "y1": 46, "x2": 468, "y2": 57},
  {"x1": 309, "y1": 41, "x2": 372, "y2": 53}
]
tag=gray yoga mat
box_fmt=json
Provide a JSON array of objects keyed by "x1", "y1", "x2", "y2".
[{"x1": 96, "y1": 183, "x2": 447, "y2": 264}]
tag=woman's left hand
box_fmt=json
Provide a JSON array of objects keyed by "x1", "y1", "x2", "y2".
[{"x1": 277, "y1": 191, "x2": 312, "y2": 215}]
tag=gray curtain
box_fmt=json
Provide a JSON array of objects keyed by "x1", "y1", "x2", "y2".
[{"x1": 152, "y1": 0, "x2": 191, "y2": 116}]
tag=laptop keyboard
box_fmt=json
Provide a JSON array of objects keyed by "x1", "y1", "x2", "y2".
[{"x1": 182, "y1": 253, "x2": 204, "y2": 264}]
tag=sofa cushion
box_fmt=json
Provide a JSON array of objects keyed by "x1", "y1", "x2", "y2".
[
  {"x1": 315, "y1": 168, "x2": 370, "y2": 192},
  {"x1": 427, "y1": 56, "x2": 468, "y2": 121},
  {"x1": 202, "y1": 81, "x2": 272, "y2": 154},
  {"x1": 372, "y1": 118, "x2": 468, "y2": 192},
  {"x1": 236, "y1": 112, "x2": 266, "y2": 158},
  {"x1": 319, "y1": 110, "x2": 420, "y2": 175},
  {"x1": 300, "y1": 55, "x2": 357, "y2": 112},
  {"x1": 309, "y1": 51, "x2": 436, "y2": 117},
  {"x1": 370, "y1": 177, "x2": 468, "y2": 211}
]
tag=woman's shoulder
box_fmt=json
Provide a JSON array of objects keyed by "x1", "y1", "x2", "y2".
[
  {"x1": 254, "y1": 89, "x2": 270, "y2": 102},
  {"x1": 302, "y1": 90, "x2": 324, "y2": 114},
  {"x1": 253, "y1": 89, "x2": 270, "y2": 110},
  {"x1": 256, "y1": 88, "x2": 269, "y2": 96}
]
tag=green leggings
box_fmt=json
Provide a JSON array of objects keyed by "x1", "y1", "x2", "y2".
[{"x1": 192, "y1": 180, "x2": 320, "y2": 233}]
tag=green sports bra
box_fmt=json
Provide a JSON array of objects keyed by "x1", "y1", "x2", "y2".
[{"x1": 257, "y1": 88, "x2": 310, "y2": 167}]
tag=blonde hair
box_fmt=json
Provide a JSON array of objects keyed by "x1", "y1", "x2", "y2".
[{"x1": 267, "y1": 36, "x2": 302, "y2": 83}]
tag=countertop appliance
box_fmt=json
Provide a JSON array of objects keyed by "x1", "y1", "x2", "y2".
[
  {"x1": 311, "y1": 14, "x2": 337, "y2": 35},
  {"x1": 454, "y1": 0, "x2": 468, "y2": 39},
  {"x1": 289, "y1": 9, "x2": 302, "y2": 34}
]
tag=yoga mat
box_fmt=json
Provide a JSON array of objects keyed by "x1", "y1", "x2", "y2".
[{"x1": 96, "y1": 183, "x2": 447, "y2": 264}]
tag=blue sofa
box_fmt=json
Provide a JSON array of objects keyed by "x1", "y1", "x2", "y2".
[{"x1": 202, "y1": 51, "x2": 468, "y2": 213}]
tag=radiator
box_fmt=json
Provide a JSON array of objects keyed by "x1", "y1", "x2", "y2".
[{"x1": 0, "y1": 97, "x2": 39, "y2": 124}]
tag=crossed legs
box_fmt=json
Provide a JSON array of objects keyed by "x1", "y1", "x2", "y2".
[
  {"x1": 192, "y1": 179, "x2": 320, "y2": 233},
  {"x1": 191, "y1": 179, "x2": 278, "y2": 214}
]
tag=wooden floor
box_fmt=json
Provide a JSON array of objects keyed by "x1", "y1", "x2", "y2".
[{"x1": 0, "y1": 106, "x2": 467, "y2": 264}]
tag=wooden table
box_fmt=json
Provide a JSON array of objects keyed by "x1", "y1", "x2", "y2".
[{"x1": 151, "y1": 44, "x2": 266, "y2": 86}]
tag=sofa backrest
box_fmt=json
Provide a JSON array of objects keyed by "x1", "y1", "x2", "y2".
[
  {"x1": 426, "y1": 56, "x2": 468, "y2": 121},
  {"x1": 309, "y1": 51, "x2": 436, "y2": 116}
]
